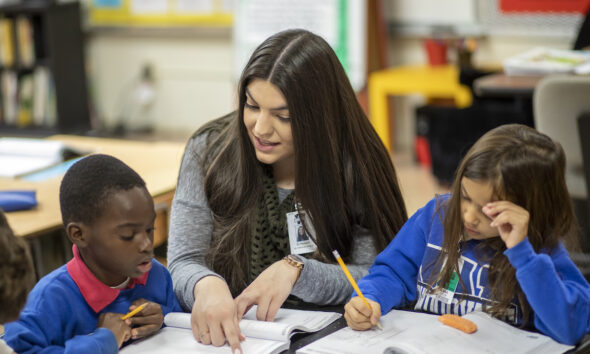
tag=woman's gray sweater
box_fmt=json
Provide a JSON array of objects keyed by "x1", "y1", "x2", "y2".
[{"x1": 167, "y1": 134, "x2": 378, "y2": 311}]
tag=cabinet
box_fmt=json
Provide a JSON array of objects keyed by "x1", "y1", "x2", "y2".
[{"x1": 0, "y1": 0, "x2": 89, "y2": 135}]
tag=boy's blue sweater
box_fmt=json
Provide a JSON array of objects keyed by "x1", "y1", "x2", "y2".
[
  {"x1": 357, "y1": 196, "x2": 590, "y2": 345},
  {"x1": 4, "y1": 259, "x2": 181, "y2": 353}
]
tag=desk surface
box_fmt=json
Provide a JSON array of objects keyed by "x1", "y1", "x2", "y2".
[
  {"x1": 473, "y1": 73, "x2": 544, "y2": 97},
  {"x1": 1, "y1": 135, "x2": 186, "y2": 238}
]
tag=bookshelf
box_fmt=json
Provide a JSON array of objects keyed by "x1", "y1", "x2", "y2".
[{"x1": 0, "y1": 0, "x2": 89, "y2": 135}]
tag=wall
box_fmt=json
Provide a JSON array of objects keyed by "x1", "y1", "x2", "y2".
[
  {"x1": 85, "y1": 0, "x2": 582, "y2": 147},
  {"x1": 86, "y1": 31, "x2": 235, "y2": 138}
]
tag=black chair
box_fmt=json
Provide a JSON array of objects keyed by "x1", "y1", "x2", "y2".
[{"x1": 415, "y1": 66, "x2": 532, "y2": 184}]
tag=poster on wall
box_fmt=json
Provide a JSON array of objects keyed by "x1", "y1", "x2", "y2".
[
  {"x1": 233, "y1": 0, "x2": 366, "y2": 91},
  {"x1": 499, "y1": 0, "x2": 590, "y2": 13},
  {"x1": 88, "y1": 0, "x2": 234, "y2": 27}
]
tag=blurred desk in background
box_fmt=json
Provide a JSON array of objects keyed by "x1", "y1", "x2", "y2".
[
  {"x1": 474, "y1": 73, "x2": 543, "y2": 98},
  {"x1": 1, "y1": 135, "x2": 185, "y2": 276}
]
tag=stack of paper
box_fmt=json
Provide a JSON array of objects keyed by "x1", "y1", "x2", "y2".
[
  {"x1": 503, "y1": 47, "x2": 590, "y2": 76},
  {"x1": 0, "y1": 138, "x2": 87, "y2": 178}
]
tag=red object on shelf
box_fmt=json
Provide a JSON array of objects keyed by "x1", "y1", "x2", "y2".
[
  {"x1": 415, "y1": 136, "x2": 432, "y2": 168},
  {"x1": 424, "y1": 39, "x2": 447, "y2": 66},
  {"x1": 499, "y1": 0, "x2": 590, "y2": 13}
]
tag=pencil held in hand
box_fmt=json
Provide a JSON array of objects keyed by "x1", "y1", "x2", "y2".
[
  {"x1": 438, "y1": 314, "x2": 477, "y2": 334},
  {"x1": 121, "y1": 303, "x2": 148, "y2": 320},
  {"x1": 332, "y1": 250, "x2": 383, "y2": 330}
]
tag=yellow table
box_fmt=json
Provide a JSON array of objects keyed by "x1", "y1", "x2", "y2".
[
  {"x1": 1, "y1": 135, "x2": 186, "y2": 275},
  {"x1": 368, "y1": 64, "x2": 472, "y2": 152}
]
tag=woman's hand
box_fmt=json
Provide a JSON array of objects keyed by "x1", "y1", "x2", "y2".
[
  {"x1": 124, "y1": 299, "x2": 164, "y2": 340},
  {"x1": 234, "y1": 259, "x2": 299, "y2": 322},
  {"x1": 344, "y1": 296, "x2": 381, "y2": 331},
  {"x1": 482, "y1": 201, "x2": 529, "y2": 249},
  {"x1": 191, "y1": 276, "x2": 244, "y2": 352}
]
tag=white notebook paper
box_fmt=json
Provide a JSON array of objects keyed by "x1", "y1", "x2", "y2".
[
  {"x1": 120, "y1": 306, "x2": 341, "y2": 354},
  {"x1": 297, "y1": 310, "x2": 574, "y2": 354},
  {"x1": 0, "y1": 138, "x2": 88, "y2": 178}
]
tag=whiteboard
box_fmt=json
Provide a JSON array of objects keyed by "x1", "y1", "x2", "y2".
[{"x1": 233, "y1": 0, "x2": 366, "y2": 91}]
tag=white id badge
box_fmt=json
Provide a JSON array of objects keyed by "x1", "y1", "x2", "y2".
[{"x1": 286, "y1": 210, "x2": 317, "y2": 255}]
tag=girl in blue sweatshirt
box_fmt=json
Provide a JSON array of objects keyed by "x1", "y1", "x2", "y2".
[{"x1": 345, "y1": 124, "x2": 590, "y2": 345}]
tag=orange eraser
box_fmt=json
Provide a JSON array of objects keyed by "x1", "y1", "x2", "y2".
[{"x1": 438, "y1": 314, "x2": 477, "y2": 334}]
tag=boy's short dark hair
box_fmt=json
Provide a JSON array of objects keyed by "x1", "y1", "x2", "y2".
[
  {"x1": 0, "y1": 210, "x2": 35, "y2": 323},
  {"x1": 59, "y1": 154, "x2": 146, "y2": 226}
]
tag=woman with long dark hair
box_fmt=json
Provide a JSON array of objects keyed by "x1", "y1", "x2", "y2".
[{"x1": 168, "y1": 29, "x2": 408, "y2": 351}]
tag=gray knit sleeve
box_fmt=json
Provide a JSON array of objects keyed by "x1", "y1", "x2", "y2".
[
  {"x1": 167, "y1": 133, "x2": 220, "y2": 311},
  {"x1": 291, "y1": 226, "x2": 377, "y2": 305}
]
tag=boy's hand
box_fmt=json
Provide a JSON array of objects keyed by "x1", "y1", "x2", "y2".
[
  {"x1": 98, "y1": 312, "x2": 131, "y2": 348},
  {"x1": 482, "y1": 201, "x2": 529, "y2": 249},
  {"x1": 344, "y1": 296, "x2": 381, "y2": 331},
  {"x1": 124, "y1": 299, "x2": 164, "y2": 340}
]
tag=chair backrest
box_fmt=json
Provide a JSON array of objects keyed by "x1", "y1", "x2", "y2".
[{"x1": 533, "y1": 75, "x2": 590, "y2": 199}]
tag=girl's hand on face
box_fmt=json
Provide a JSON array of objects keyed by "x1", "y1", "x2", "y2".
[
  {"x1": 234, "y1": 259, "x2": 299, "y2": 322},
  {"x1": 482, "y1": 201, "x2": 529, "y2": 249},
  {"x1": 124, "y1": 299, "x2": 164, "y2": 340},
  {"x1": 192, "y1": 276, "x2": 244, "y2": 352},
  {"x1": 344, "y1": 297, "x2": 381, "y2": 331}
]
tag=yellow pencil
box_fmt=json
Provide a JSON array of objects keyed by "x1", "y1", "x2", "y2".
[
  {"x1": 121, "y1": 303, "x2": 148, "y2": 320},
  {"x1": 332, "y1": 250, "x2": 382, "y2": 330}
]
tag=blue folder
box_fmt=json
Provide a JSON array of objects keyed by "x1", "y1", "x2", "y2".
[{"x1": 0, "y1": 190, "x2": 37, "y2": 212}]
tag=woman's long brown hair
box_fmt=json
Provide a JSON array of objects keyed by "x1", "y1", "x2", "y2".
[
  {"x1": 193, "y1": 29, "x2": 408, "y2": 294},
  {"x1": 435, "y1": 124, "x2": 578, "y2": 324}
]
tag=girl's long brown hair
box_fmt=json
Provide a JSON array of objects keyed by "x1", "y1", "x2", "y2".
[
  {"x1": 194, "y1": 29, "x2": 408, "y2": 294},
  {"x1": 435, "y1": 124, "x2": 578, "y2": 324}
]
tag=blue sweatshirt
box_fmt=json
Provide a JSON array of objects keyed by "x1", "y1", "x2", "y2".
[
  {"x1": 5, "y1": 247, "x2": 181, "y2": 354},
  {"x1": 357, "y1": 195, "x2": 590, "y2": 345}
]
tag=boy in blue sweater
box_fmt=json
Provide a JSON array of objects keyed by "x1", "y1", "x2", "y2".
[{"x1": 5, "y1": 154, "x2": 182, "y2": 353}]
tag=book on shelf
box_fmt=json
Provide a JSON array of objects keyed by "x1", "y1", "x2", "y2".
[
  {"x1": 0, "y1": 67, "x2": 54, "y2": 128},
  {"x1": 17, "y1": 73, "x2": 33, "y2": 126},
  {"x1": 297, "y1": 310, "x2": 574, "y2": 354},
  {"x1": 1, "y1": 70, "x2": 17, "y2": 124},
  {"x1": 503, "y1": 47, "x2": 590, "y2": 76},
  {"x1": 32, "y1": 66, "x2": 50, "y2": 126},
  {"x1": 0, "y1": 137, "x2": 90, "y2": 178},
  {"x1": 16, "y1": 15, "x2": 35, "y2": 68},
  {"x1": 0, "y1": 17, "x2": 14, "y2": 67},
  {"x1": 120, "y1": 306, "x2": 342, "y2": 354}
]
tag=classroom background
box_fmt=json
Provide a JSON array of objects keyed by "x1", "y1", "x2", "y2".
[{"x1": 1, "y1": 0, "x2": 590, "y2": 279}]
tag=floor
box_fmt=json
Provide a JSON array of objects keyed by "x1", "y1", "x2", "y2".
[{"x1": 392, "y1": 151, "x2": 449, "y2": 217}]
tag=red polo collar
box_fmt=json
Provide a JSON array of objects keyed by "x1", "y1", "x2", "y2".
[{"x1": 66, "y1": 245, "x2": 149, "y2": 313}]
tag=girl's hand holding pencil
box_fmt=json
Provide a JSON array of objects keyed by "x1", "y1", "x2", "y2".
[
  {"x1": 344, "y1": 296, "x2": 382, "y2": 331},
  {"x1": 333, "y1": 250, "x2": 383, "y2": 331}
]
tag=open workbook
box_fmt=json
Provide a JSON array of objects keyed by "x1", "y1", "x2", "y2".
[
  {"x1": 0, "y1": 137, "x2": 88, "y2": 178},
  {"x1": 120, "y1": 306, "x2": 341, "y2": 354},
  {"x1": 298, "y1": 310, "x2": 574, "y2": 354}
]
